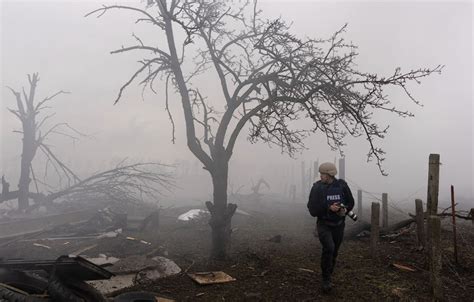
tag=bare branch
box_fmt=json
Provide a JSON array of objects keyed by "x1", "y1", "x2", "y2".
[
  {"x1": 34, "y1": 90, "x2": 70, "y2": 112},
  {"x1": 47, "y1": 162, "x2": 174, "y2": 205},
  {"x1": 164, "y1": 74, "x2": 176, "y2": 143},
  {"x1": 113, "y1": 58, "x2": 165, "y2": 104},
  {"x1": 39, "y1": 143, "x2": 81, "y2": 186},
  {"x1": 85, "y1": 5, "x2": 164, "y2": 28},
  {"x1": 111, "y1": 45, "x2": 171, "y2": 59},
  {"x1": 92, "y1": 0, "x2": 442, "y2": 176}
]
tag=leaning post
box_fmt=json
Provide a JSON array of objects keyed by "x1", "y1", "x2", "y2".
[{"x1": 415, "y1": 199, "x2": 425, "y2": 248}]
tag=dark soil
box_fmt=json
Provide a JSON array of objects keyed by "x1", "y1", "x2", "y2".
[{"x1": 1, "y1": 199, "x2": 473, "y2": 301}]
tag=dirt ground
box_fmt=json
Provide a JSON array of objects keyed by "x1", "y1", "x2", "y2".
[{"x1": 1, "y1": 198, "x2": 473, "y2": 301}]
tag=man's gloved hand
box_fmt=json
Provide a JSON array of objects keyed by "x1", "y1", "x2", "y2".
[
  {"x1": 329, "y1": 203, "x2": 341, "y2": 212},
  {"x1": 337, "y1": 207, "x2": 347, "y2": 217}
]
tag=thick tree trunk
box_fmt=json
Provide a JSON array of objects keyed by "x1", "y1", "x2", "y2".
[
  {"x1": 206, "y1": 157, "x2": 237, "y2": 260},
  {"x1": 18, "y1": 120, "x2": 36, "y2": 210}
]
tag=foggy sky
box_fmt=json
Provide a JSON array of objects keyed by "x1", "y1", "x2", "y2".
[{"x1": 1, "y1": 1, "x2": 472, "y2": 208}]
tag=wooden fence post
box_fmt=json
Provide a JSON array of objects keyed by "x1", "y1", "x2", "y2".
[
  {"x1": 428, "y1": 215, "x2": 442, "y2": 300},
  {"x1": 357, "y1": 190, "x2": 363, "y2": 220},
  {"x1": 426, "y1": 154, "x2": 440, "y2": 252},
  {"x1": 427, "y1": 154, "x2": 440, "y2": 215},
  {"x1": 371, "y1": 202, "x2": 380, "y2": 258},
  {"x1": 382, "y1": 193, "x2": 388, "y2": 228},
  {"x1": 415, "y1": 199, "x2": 425, "y2": 248},
  {"x1": 450, "y1": 185, "x2": 458, "y2": 265}
]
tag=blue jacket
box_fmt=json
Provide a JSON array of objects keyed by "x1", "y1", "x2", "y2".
[{"x1": 307, "y1": 178, "x2": 355, "y2": 224}]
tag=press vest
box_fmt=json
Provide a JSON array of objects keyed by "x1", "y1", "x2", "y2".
[{"x1": 322, "y1": 180, "x2": 346, "y2": 223}]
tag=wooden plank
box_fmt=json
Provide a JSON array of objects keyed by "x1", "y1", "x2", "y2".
[{"x1": 188, "y1": 271, "x2": 236, "y2": 285}]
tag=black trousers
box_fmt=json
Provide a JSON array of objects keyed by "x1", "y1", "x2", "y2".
[{"x1": 317, "y1": 221, "x2": 345, "y2": 281}]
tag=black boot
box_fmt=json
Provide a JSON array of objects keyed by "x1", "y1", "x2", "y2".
[{"x1": 322, "y1": 279, "x2": 332, "y2": 294}]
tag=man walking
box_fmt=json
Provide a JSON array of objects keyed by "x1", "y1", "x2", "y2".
[{"x1": 307, "y1": 162, "x2": 355, "y2": 293}]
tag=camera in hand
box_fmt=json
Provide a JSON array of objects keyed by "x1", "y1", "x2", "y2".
[{"x1": 339, "y1": 203, "x2": 358, "y2": 221}]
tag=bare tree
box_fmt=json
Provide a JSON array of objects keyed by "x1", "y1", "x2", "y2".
[
  {"x1": 87, "y1": 0, "x2": 442, "y2": 259},
  {"x1": 3, "y1": 74, "x2": 174, "y2": 212},
  {"x1": 6, "y1": 73, "x2": 79, "y2": 210}
]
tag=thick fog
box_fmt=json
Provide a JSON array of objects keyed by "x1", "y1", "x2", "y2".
[{"x1": 1, "y1": 0, "x2": 472, "y2": 209}]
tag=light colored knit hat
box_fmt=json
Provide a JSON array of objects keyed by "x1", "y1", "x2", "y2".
[{"x1": 319, "y1": 162, "x2": 337, "y2": 176}]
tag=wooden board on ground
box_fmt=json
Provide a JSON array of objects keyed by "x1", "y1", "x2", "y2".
[
  {"x1": 392, "y1": 263, "x2": 416, "y2": 272},
  {"x1": 188, "y1": 271, "x2": 236, "y2": 285}
]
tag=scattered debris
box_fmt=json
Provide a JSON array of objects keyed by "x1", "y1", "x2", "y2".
[
  {"x1": 178, "y1": 209, "x2": 209, "y2": 221},
  {"x1": 32, "y1": 242, "x2": 51, "y2": 249},
  {"x1": 391, "y1": 263, "x2": 416, "y2": 272},
  {"x1": 188, "y1": 271, "x2": 236, "y2": 285},
  {"x1": 298, "y1": 268, "x2": 315, "y2": 273},
  {"x1": 89, "y1": 274, "x2": 135, "y2": 295},
  {"x1": 177, "y1": 208, "x2": 250, "y2": 221},
  {"x1": 85, "y1": 254, "x2": 120, "y2": 266},
  {"x1": 150, "y1": 256, "x2": 182, "y2": 276},
  {"x1": 71, "y1": 244, "x2": 99, "y2": 256},
  {"x1": 24, "y1": 228, "x2": 123, "y2": 242},
  {"x1": 89, "y1": 255, "x2": 181, "y2": 294},
  {"x1": 125, "y1": 236, "x2": 152, "y2": 245},
  {"x1": 107, "y1": 255, "x2": 180, "y2": 276},
  {"x1": 98, "y1": 228, "x2": 123, "y2": 239},
  {"x1": 136, "y1": 256, "x2": 182, "y2": 283}
]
